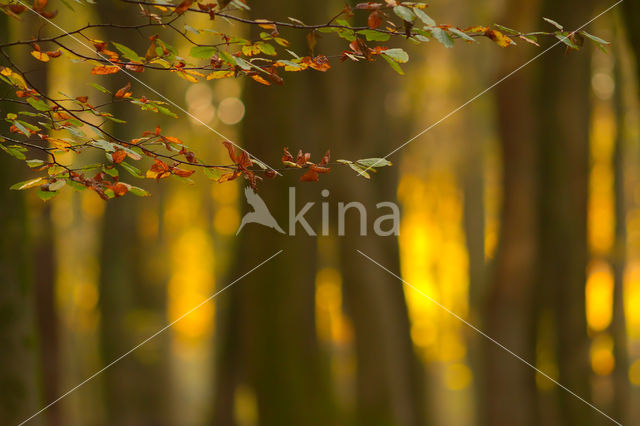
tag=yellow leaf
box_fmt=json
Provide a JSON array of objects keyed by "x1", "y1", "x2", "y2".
[
  {"x1": 31, "y1": 51, "x2": 50, "y2": 62},
  {"x1": 255, "y1": 19, "x2": 275, "y2": 30},
  {"x1": 206, "y1": 70, "x2": 234, "y2": 80},
  {"x1": 48, "y1": 138, "x2": 71, "y2": 151},
  {"x1": 1, "y1": 67, "x2": 28, "y2": 89}
]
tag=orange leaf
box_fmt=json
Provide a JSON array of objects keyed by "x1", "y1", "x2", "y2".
[
  {"x1": 33, "y1": 0, "x2": 48, "y2": 11},
  {"x1": 164, "y1": 136, "x2": 183, "y2": 144},
  {"x1": 255, "y1": 19, "x2": 276, "y2": 30},
  {"x1": 91, "y1": 65, "x2": 120, "y2": 75},
  {"x1": 111, "y1": 150, "x2": 126, "y2": 163},
  {"x1": 300, "y1": 168, "x2": 319, "y2": 182},
  {"x1": 112, "y1": 183, "x2": 128, "y2": 197},
  {"x1": 171, "y1": 167, "x2": 195, "y2": 177},
  {"x1": 46, "y1": 49, "x2": 61, "y2": 58},
  {"x1": 174, "y1": 0, "x2": 193, "y2": 14},
  {"x1": 250, "y1": 74, "x2": 271, "y2": 85},
  {"x1": 115, "y1": 82, "x2": 132, "y2": 98}
]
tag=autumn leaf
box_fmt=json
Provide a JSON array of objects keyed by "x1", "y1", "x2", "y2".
[
  {"x1": 146, "y1": 159, "x2": 171, "y2": 179},
  {"x1": 46, "y1": 49, "x2": 61, "y2": 58},
  {"x1": 368, "y1": 11, "x2": 382, "y2": 29},
  {"x1": 250, "y1": 74, "x2": 271, "y2": 85},
  {"x1": 111, "y1": 183, "x2": 128, "y2": 197},
  {"x1": 115, "y1": 82, "x2": 132, "y2": 98},
  {"x1": 91, "y1": 65, "x2": 120, "y2": 75},
  {"x1": 33, "y1": 0, "x2": 48, "y2": 11},
  {"x1": 171, "y1": 167, "x2": 195, "y2": 177},
  {"x1": 300, "y1": 168, "x2": 319, "y2": 182},
  {"x1": 111, "y1": 150, "x2": 126, "y2": 164},
  {"x1": 31, "y1": 51, "x2": 50, "y2": 62},
  {"x1": 255, "y1": 19, "x2": 276, "y2": 30},
  {"x1": 174, "y1": 0, "x2": 193, "y2": 15}
]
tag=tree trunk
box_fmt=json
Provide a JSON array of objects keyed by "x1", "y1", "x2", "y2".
[
  {"x1": 212, "y1": 1, "x2": 335, "y2": 424},
  {"x1": 537, "y1": 0, "x2": 593, "y2": 424},
  {"x1": 0, "y1": 13, "x2": 44, "y2": 425},
  {"x1": 482, "y1": 2, "x2": 540, "y2": 425},
  {"x1": 330, "y1": 61, "x2": 425, "y2": 426},
  {"x1": 95, "y1": 2, "x2": 170, "y2": 424}
]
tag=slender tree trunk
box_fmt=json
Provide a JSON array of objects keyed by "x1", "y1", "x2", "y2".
[
  {"x1": 609, "y1": 40, "x2": 629, "y2": 423},
  {"x1": 212, "y1": 1, "x2": 335, "y2": 424},
  {"x1": 329, "y1": 60, "x2": 425, "y2": 426},
  {"x1": 537, "y1": 1, "x2": 593, "y2": 424},
  {"x1": 0, "y1": 14, "x2": 44, "y2": 425},
  {"x1": 94, "y1": 3, "x2": 170, "y2": 424},
  {"x1": 483, "y1": 2, "x2": 540, "y2": 425}
]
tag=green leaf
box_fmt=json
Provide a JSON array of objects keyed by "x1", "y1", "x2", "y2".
[
  {"x1": 579, "y1": 31, "x2": 609, "y2": 45},
  {"x1": 128, "y1": 186, "x2": 150, "y2": 197},
  {"x1": 204, "y1": 167, "x2": 225, "y2": 180},
  {"x1": 356, "y1": 30, "x2": 391, "y2": 42},
  {"x1": 580, "y1": 31, "x2": 609, "y2": 53},
  {"x1": 112, "y1": 42, "x2": 142, "y2": 62},
  {"x1": 66, "y1": 180, "x2": 86, "y2": 191},
  {"x1": 393, "y1": 5, "x2": 415, "y2": 22},
  {"x1": 431, "y1": 27, "x2": 454, "y2": 48},
  {"x1": 10, "y1": 176, "x2": 45, "y2": 190},
  {"x1": 543, "y1": 17, "x2": 563, "y2": 30},
  {"x1": 256, "y1": 41, "x2": 276, "y2": 56},
  {"x1": 0, "y1": 143, "x2": 26, "y2": 160},
  {"x1": 26, "y1": 97, "x2": 51, "y2": 111},
  {"x1": 91, "y1": 139, "x2": 116, "y2": 152},
  {"x1": 190, "y1": 46, "x2": 217, "y2": 59},
  {"x1": 234, "y1": 57, "x2": 252, "y2": 70},
  {"x1": 448, "y1": 27, "x2": 476, "y2": 43},
  {"x1": 348, "y1": 162, "x2": 370, "y2": 179},
  {"x1": 120, "y1": 161, "x2": 144, "y2": 178},
  {"x1": 218, "y1": 50, "x2": 237, "y2": 66},
  {"x1": 555, "y1": 33, "x2": 579, "y2": 50},
  {"x1": 48, "y1": 179, "x2": 66, "y2": 191},
  {"x1": 413, "y1": 8, "x2": 435, "y2": 26},
  {"x1": 382, "y1": 48, "x2": 409, "y2": 63},
  {"x1": 493, "y1": 24, "x2": 519, "y2": 35},
  {"x1": 26, "y1": 159, "x2": 45, "y2": 168},
  {"x1": 102, "y1": 165, "x2": 119, "y2": 178},
  {"x1": 356, "y1": 158, "x2": 392, "y2": 168},
  {"x1": 17, "y1": 120, "x2": 40, "y2": 131},
  {"x1": 381, "y1": 54, "x2": 405, "y2": 75},
  {"x1": 37, "y1": 190, "x2": 58, "y2": 201},
  {"x1": 184, "y1": 24, "x2": 200, "y2": 35}
]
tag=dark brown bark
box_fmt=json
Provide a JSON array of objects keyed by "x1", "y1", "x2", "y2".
[
  {"x1": 609, "y1": 43, "x2": 629, "y2": 424},
  {"x1": 330, "y1": 60, "x2": 425, "y2": 426},
  {"x1": 537, "y1": 1, "x2": 593, "y2": 424},
  {"x1": 0, "y1": 13, "x2": 43, "y2": 425},
  {"x1": 94, "y1": 3, "x2": 170, "y2": 424},
  {"x1": 483, "y1": 2, "x2": 540, "y2": 425},
  {"x1": 212, "y1": 1, "x2": 335, "y2": 424}
]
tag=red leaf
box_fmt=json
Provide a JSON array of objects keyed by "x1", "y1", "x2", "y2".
[
  {"x1": 171, "y1": 167, "x2": 195, "y2": 177},
  {"x1": 300, "y1": 168, "x2": 319, "y2": 182},
  {"x1": 368, "y1": 11, "x2": 382, "y2": 29},
  {"x1": 174, "y1": 0, "x2": 194, "y2": 15}
]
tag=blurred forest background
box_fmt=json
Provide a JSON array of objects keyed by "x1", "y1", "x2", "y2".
[{"x1": 1, "y1": 0, "x2": 640, "y2": 425}]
